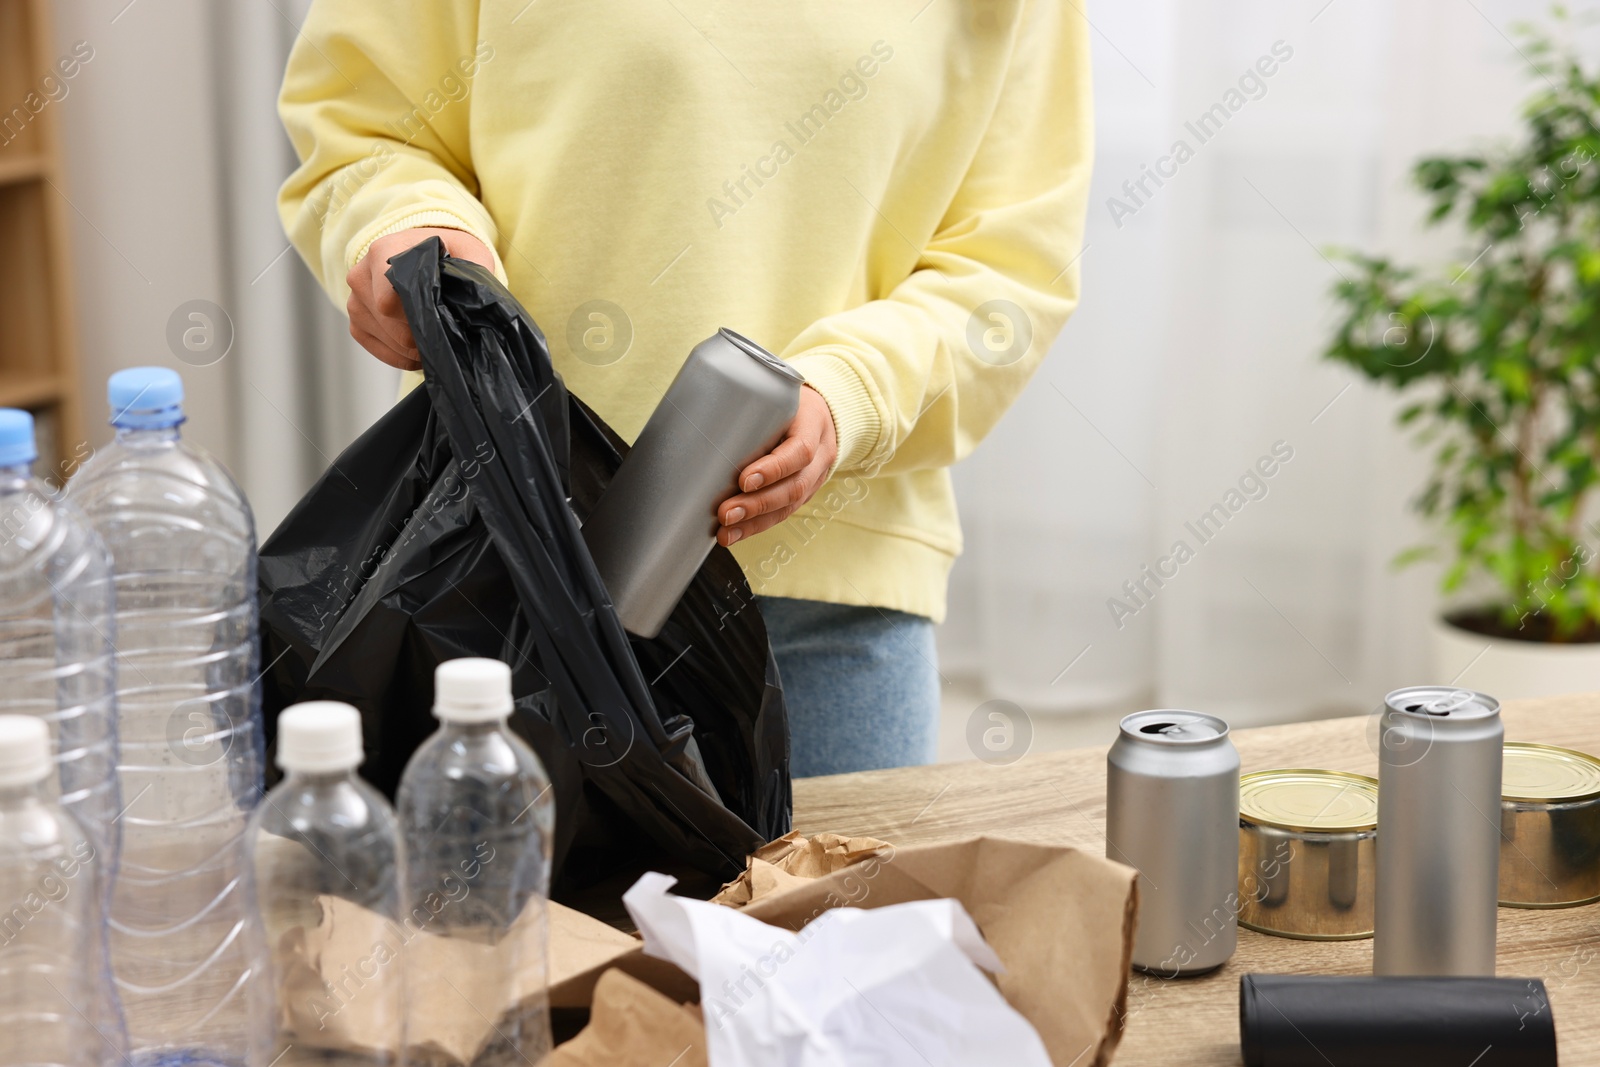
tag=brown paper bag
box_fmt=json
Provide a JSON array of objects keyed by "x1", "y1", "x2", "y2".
[
  {"x1": 276, "y1": 895, "x2": 644, "y2": 1059},
  {"x1": 545, "y1": 900, "x2": 645, "y2": 1008},
  {"x1": 714, "y1": 836, "x2": 1138, "y2": 1067},
  {"x1": 555, "y1": 834, "x2": 1139, "y2": 1067},
  {"x1": 285, "y1": 834, "x2": 1136, "y2": 1067},
  {"x1": 538, "y1": 969, "x2": 707, "y2": 1067}
]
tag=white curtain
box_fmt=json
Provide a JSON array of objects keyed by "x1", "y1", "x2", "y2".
[
  {"x1": 210, "y1": 0, "x2": 398, "y2": 533},
  {"x1": 939, "y1": 0, "x2": 1558, "y2": 727}
]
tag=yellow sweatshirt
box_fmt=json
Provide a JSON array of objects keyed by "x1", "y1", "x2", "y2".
[{"x1": 278, "y1": 0, "x2": 1092, "y2": 622}]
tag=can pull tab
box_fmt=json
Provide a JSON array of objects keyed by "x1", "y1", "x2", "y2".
[
  {"x1": 1405, "y1": 689, "x2": 1476, "y2": 716},
  {"x1": 1141, "y1": 719, "x2": 1219, "y2": 740}
]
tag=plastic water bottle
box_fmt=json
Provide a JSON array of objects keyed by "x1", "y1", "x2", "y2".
[
  {"x1": 0, "y1": 715, "x2": 107, "y2": 1067},
  {"x1": 0, "y1": 408, "x2": 125, "y2": 1056},
  {"x1": 397, "y1": 658, "x2": 553, "y2": 1067},
  {"x1": 247, "y1": 702, "x2": 403, "y2": 1064},
  {"x1": 68, "y1": 368, "x2": 265, "y2": 1065}
]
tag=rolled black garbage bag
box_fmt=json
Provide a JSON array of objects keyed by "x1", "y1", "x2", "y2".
[
  {"x1": 1240, "y1": 974, "x2": 1556, "y2": 1067},
  {"x1": 258, "y1": 239, "x2": 790, "y2": 894}
]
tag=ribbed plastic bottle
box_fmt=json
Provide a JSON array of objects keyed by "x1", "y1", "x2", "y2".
[
  {"x1": 0, "y1": 408, "x2": 125, "y2": 1057},
  {"x1": 67, "y1": 368, "x2": 266, "y2": 1066},
  {"x1": 397, "y1": 658, "x2": 554, "y2": 1067},
  {"x1": 0, "y1": 715, "x2": 107, "y2": 1067},
  {"x1": 247, "y1": 702, "x2": 403, "y2": 1064}
]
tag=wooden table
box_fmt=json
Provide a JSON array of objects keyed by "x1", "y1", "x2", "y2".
[{"x1": 792, "y1": 691, "x2": 1600, "y2": 1066}]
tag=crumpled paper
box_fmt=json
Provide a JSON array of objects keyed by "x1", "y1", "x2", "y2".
[
  {"x1": 711, "y1": 831, "x2": 893, "y2": 908},
  {"x1": 623, "y1": 871, "x2": 1052, "y2": 1067}
]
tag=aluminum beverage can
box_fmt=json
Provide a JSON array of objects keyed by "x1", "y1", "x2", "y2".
[
  {"x1": 582, "y1": 328, "x2": 803, "y2": 638},
  {"x1": 1106, "y1": 710, "x2": 1240, "y2": 975},
  {"x1": 1373, "y1": 686, "x2": 1503, "y2": 976}
]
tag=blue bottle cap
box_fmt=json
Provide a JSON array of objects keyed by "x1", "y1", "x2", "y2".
[
  {"x1": 0, "y1": 409, "x2": 37, "y2": 468},
  {"x1": 108, "y1": 367, "x2": 185, "y2": 430}
]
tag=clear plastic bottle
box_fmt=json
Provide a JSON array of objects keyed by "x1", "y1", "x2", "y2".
[
  {"x1": 0, "y1": 715, "x2": 107, "y2": 1067},
  {"x1": 68, "y1": 368, "x2": 265, "y2": 1066},
  {"x1": 0, "y1": 408, "x2": 125, "y2": 1057},
  {"x1": 247, "y1": 702, "x2": 403, "y2": 1064},
  {"x1": 397, "y1": 658, "x2": 553, "y2": 1067}
]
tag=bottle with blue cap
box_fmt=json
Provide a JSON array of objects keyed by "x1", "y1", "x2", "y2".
[
  {"x1": 396, "y1": 658, "x2": 554, "y2": 1066},
  {"x1": 0, "y1": 407, "x2": 126, "y2": 1059},
  {"x1": 67, "y1": 368, "x2": 266, "y2": 1065},
  {"x1": 245, "y1": 702, "x2": 403, "y2": 1063}
]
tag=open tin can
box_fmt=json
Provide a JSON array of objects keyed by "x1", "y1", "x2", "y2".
[
  {"x1": 1238, "y1": 769, "x2": 1378, "y2": 940},
  {"x1": 1499, "y1": 741, "x2": 1600, "y2": 908}
]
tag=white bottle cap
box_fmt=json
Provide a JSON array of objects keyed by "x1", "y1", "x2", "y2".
[
  {"x1": 434, "y1": 658, "x2": 514, "y2": 723},
  {"x1": 0, "y1": 716, "x2": 51, "y2": 788},
  {"x1": 277, "y1": 702, "x2": 364, "y2": 774}
]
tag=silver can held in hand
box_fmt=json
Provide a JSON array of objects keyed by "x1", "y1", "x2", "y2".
[
  {"x1": 1106, "y1": 710, "x2": 1240, "y2": 976},
  {"x1": 1373, "y1": 686, "x2": 1504, "y2": 977},
  {"x1": 582, "y1": 328, "x2": 804, "y2": 638}
]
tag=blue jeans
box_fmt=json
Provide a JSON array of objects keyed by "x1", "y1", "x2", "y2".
[{"x1": 757, "y1": 596, "x2": 940, "y2": 778}]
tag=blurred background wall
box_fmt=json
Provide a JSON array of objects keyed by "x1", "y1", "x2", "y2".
[
  {"x1": 51, "y1": 0, "x2": 396, "y2": 526},
  {"x1": 41, "y1": 0, "x2": 1584, "y2": 753}
]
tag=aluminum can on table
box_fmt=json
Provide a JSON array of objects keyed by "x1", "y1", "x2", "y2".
[
  {"x1": 1106, "y1": 710, "x2": 1240, "y2": 976},
  {"x1": 1373, "y1": 686, "x2": 1503, "y2": 976},
  {"x1": 582, "y1": 327, "x2": 803, "y2": 638}
]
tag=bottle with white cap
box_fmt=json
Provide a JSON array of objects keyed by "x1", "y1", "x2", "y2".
[
  {"x1": 397, "y1": 658, "x2": 554, "y2": 1067},
  {"x1": 0, "y1": 714, "x2": 105, "y2": 1066},
  {"x1": 67, "y1": 367, "x2": 264, "y2": 1064},
  {"x1": 246, "y1": 702, "x2": 403, "y2": 1064},
  {"x1": 0, "y1": 407, "x2": 125, "y2": 1056}
]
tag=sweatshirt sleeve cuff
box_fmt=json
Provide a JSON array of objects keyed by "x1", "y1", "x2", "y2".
[
  {"x1": 347, "y1": 209, "x2": 509, "y2": 285},
  {"x1": 786, "y1": 349, "x2": 882, "y2": 475}
]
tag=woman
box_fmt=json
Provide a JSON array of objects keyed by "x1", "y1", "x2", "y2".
[{"x1": 278, "y1": 0, "x2": 1091, "y2": 776}]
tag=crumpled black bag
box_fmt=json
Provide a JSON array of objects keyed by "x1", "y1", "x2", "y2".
[{"x1": 258, "y1": 239, "x2": 789, "y2": 891}]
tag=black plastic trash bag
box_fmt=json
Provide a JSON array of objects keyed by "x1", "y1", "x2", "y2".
[{"x1": 258, "y1": 239, "x2": 789, "y2": 891}]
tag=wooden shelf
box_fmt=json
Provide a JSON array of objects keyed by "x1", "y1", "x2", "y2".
[
  {"x1": 0, "y1": 373, "x2": 62, "y2": 409},
  {"x1": 0, "y1": 154, "x2": 46, "y2": 186},
  {"x1": 0, "y1": 0, "x2": 83, "y2": 474}
]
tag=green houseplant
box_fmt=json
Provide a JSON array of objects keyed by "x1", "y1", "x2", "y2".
[{"x1": 1324, "y1": 15, "x2": 1600, "y2": 652}]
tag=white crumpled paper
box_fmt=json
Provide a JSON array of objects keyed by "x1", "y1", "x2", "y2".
[{"x1": 621, "y1": 871, "x2": 1052, "y2": 1067}]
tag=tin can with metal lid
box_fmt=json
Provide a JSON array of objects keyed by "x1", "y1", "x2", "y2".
[
  {"x1": 1106, "y1": 710, "x2": 1240, "y2": 976},
  {"x1": 1499, "y1": 741, "x2": 1600, "y2": 908},
  {"x1": 1237, "y1": 769, "x2": 1379, "y2": 940}
]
